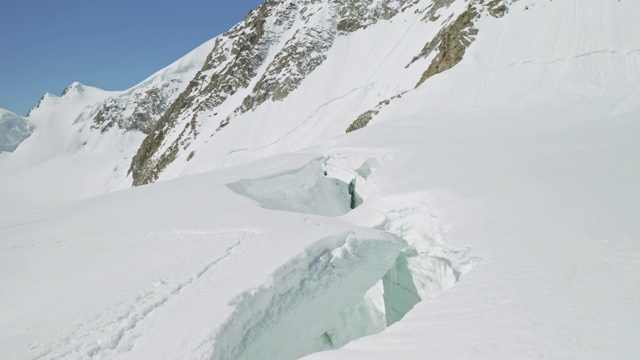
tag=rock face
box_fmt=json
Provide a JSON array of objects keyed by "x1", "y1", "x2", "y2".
[
  {"x1": 68, "y1": 37, "x2": 215, "y2": 141},
  {"x1": 239, "y1": 7, "x2": 336, "y2": 112},
  {"x1": 346, "y1": 110, "x2": 378, "y2": 133},
  {"x1": 415, "y1": 6, "x2": 480, "y2": 87},
  {"x1": 334, "y1": 0, "x2": 421, "y2": 33},
  {"x1": 129, "y1": 1, "x2": 302, "y2": 185},
  {"x1": 89, "y1": 80, "x2": 183, "y2": 134},
  {"x1": 346, "y1": 99, "x2": 392, "y2": 133},
  {"x1": 0, "y1": 109, "x2": 33, "y2": 152}
]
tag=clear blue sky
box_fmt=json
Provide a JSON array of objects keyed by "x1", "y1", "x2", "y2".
[{"x1": 0, "y1": 0, "x2": 265, "y2": 116}]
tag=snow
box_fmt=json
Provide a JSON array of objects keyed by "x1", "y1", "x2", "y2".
[
  {"x1": 0, "y1": 108, "x2": 33, "y2": 152},
  {"x1": 1, "y1": 0, "x2": 639, "y2": 359},
  {"x1": 228, "y1": 158, "x2": 353, "y2": 216},
  {"x1": 0, "y1": 36, "x2": 216, "y2": 218}
]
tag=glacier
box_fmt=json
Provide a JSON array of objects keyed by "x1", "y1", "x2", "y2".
[{"x1": 1, "y1": 0, "x2": 639, "y2": 359}]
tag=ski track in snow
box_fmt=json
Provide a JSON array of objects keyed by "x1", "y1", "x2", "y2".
[
  {"x1": 25, "y1": 230, "x2": 255, "y2": 360},
  {"x1": 222, "y1": 83, "x2": 377, "y2": 156},
  {"x1": 502, "y1": 48, "x2": 640, "y2": 69},
  {"x1": 364, "y1": 8, "x2": 419, "y2": 84}
]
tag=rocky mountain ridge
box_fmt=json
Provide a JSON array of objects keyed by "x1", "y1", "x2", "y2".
[
  {"x1": 7, "y1": 0, "x2": 519, "y2": 186},
  {"x1": 128, "y1": 0, "x2": 518, "y2": 186}
]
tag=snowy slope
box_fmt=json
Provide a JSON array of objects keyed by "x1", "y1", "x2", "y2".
[
  {"x1": 0, "y1": 38, "x2": 216, "y2": 217},
  {"x1": 0, "y1": 108, "x2": 33, "y2": 152},
  {"x1": 0, "y1": 83, "x2": 129, "y2": 218},
  {"x1": 1, "y1": 0, "x2": 640, "y2": 359},
  {"x1": 127, "y1": 0, "x2": 448, "y2": 185},
  {"x1": 302, "y1": 1, "x2": 640, "y2": 358}
]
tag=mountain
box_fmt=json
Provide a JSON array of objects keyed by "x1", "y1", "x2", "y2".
[
  {"x1": 0, "y1": 38, "x2": 215, "y2": 216},
  {"x1": 127, "y1": 0, "x2": 512, "y2": 186},
  {"x1": 1, "y1": 0, "x2": 639, "y2": 359},
  {"x1": 0, "y1": 108, "x2": 33, "y2": 152}
]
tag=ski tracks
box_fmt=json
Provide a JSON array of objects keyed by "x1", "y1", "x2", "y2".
[{"x1": 26, "y1": 229, "x2": 256, "y2": 360}]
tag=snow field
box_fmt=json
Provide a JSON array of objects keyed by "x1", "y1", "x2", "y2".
[
  {"x1": 1, "y1": 0, "x2": 639, "y2": 358},
  {"x1": 1, "y1": 149, "x2": 474, "y2": 359}
]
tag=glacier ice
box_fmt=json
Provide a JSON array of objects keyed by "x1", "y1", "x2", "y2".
[{"x1": 215, "y1": 156, "x2": 471, "y2": 359}]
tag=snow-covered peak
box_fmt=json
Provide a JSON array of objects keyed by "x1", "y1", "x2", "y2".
[
  {"x1": 26, "y1": 83, "x2": 112, "y2": 122},
  {"x1": 76, "y1": 37, "x2": 217, "y2": 135},
  {"x1": 5, "y1": 83, "x2": 116, "y2": 171},
  {"x1": 26, "y1": 92, "x2": 57, "y2": 118},
  {"x1": 134, "y1": 37, "x2": 218, "y2": 90},
  {"x1": 60, "y1": 81, "x2": 86, "y2": 97}
]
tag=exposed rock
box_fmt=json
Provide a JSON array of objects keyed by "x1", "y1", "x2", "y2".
[
  {"x1": 240, "y1": 11, "x2": 337, "y2": 112},
  {"x1": 346, "y1": 110, "x2": 379, "y2": 133},
  {"x1": 422, "y1": 0, "x2": 456, "y2": 22},
  {"x1": 333, "y1": 0, "x2": 421, "y2": 34},
  {"x1": 128, "y1": 87, "x2": 197, "y2": 186},
  {"x1": 128, "y1": 1, "x2": 301, "y2": 185},
  {"x1": 414, "y1": 6, "x2": 480, "y2": 87},
  {"x1": 88, "y1": 80, "x2": 182, "y2": 134},
  {"x1": 192, "y1": 1, "x2": 300, "y2": 112},
  {"x1": 129, "y1": 0, "x2": 434, "y2": 186},
  {"x1": 128, "y1": 0, "x2": 512, "y2": 186},
  {"x1": 483, "y1": 0, "x2": 509, "y2": 18},
  {"x1": 346, "y1": 98, "x2": 394, "y2": 133},
  {"x1": 409, "y1": 1, "x2": 514, "y2": 88}
]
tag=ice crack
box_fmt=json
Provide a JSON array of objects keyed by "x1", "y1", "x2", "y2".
[{"x1": 215, "y1": 153, "x2": 478, "y2": 360}]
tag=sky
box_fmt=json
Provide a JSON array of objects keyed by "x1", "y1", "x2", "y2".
[{"x1": 0, "y1": 0, "x2": 265, "y2": 116}]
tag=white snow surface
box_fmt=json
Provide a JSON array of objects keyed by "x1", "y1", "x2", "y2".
[
  {"x1": 0, "y1": 109, "x2": 33, "y2": 153},
  {"x1": 1, "y1": 0, "x2": 640, "y2": 359}
]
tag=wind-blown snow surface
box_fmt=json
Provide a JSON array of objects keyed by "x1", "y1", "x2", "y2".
[{"x1": 1, "y1": 0, "x2": 640, "y2": 359}]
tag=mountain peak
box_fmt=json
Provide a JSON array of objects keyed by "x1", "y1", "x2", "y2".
[{"x1": 61, "y1": 81, "x2": 85, "y2": 96}]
